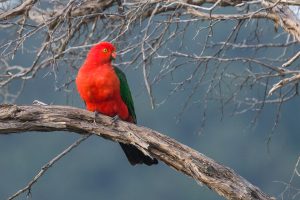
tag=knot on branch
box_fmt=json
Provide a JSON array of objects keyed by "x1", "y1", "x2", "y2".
[{"x1": 0, "y1": 104, "x2": 19, "y2": 120}]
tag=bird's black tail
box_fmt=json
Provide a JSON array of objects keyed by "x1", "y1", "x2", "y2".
[{"x1": 119, "y1": 143, "x2": 158, "y2": 166}]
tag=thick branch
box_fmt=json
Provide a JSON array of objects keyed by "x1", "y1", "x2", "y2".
[
  {"x1": 0, "y1": 104, "x2": 275, "y2": 200},
  {"x1": 265, "y1": 0, "x2": 300, "y2": 6},
  {"x1": 262, "y1": 1, "x2": 300, "y2": 41}
]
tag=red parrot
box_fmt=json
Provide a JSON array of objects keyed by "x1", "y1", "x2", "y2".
[{"x1": 76, "y1": 41, "x2": 158, "y2": 166}]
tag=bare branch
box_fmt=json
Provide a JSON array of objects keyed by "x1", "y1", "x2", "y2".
[
  {"x1": 7, "y1": 134, "x2": 90, "y2": 200},
  {"x1": 282, "y1": 50, "x2": 300, "y2": 67},
  {"x1": 262, "y1": 0, "x2": 300, "y2": 41},
  {"x1": 0, "y1": 0, "x2": 37, "y2": 20},
  {"x1": 0, "y1": 1, "x2": 299, "y2": 199},
  {"x1": 278, "y1": 155, "x2": 300, "y2": 199},
  {"x1": 268, "y1": 73, "x2": 300, "y2": 96},
  {"x1": 0, "y1": 104, "x2": 275, "y2": 200},
  {"x1": 266, "y1": 0, "x2": 300, "y2": 6}
]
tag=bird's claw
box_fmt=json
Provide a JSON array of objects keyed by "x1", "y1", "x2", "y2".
[
  {"x1": 111, "y1": 115, "x2": 120, "y2": 124},
  {"x1": 93, "y1": 111, "x2": 99, "y2": 125},
  {"x1": 33, "y1": 100, "x2": 48, "y2": 106},
  {"x1": 93, "y1": 112, "x2": 119, "y2": 125}
]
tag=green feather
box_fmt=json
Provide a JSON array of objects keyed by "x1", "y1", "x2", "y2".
[{"x1": 114, "y1": 67, "x2": 137, "y2": 123}]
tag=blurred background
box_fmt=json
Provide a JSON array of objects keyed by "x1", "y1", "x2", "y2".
[{"x1": 0, "y1": 1, "x2": 300, "y2": 200}]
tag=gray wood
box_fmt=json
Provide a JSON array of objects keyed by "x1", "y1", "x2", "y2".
[{"x1": 0, "y1": 104, "x2": 275, "y2": 200}]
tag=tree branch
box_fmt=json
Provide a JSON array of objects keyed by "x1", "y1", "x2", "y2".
[
  {"x1": 0, "y1": 104, "x2": 275, "y2": 200},
  {"x1": 268, "y1": 73, "x2": 300, "y2": 96},
  {"x1": 0, "y1": 0, "x2": 37, "y2": 20},
  {"x1": 1, "y1": 0, "x2": 300, "y2": 41},
  {"x1": 262, "y1": 0, "x2": 300, "y2": 41},
  {"x1": 7, "y1": 134, "x2": 90, "y2": 200}
]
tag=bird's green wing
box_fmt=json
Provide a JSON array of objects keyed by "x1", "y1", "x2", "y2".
[{"x1": 114, "y1": 67, "x2": 137, "y2": 123}]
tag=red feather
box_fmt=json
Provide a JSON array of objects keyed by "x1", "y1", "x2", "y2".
[
  {"x1": 76, "y1": 41, "x2": 158, "y2": 165},
  {"x1": 76, "y1": 42, "x2": 130, "y2": 121}
]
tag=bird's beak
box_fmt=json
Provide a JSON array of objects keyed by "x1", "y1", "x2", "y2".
[{"x1": 111, "y1": 51, "x2": 116, "y2": 60}]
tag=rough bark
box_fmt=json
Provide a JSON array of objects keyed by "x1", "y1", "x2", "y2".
[
  {"x1": 0, "y1": 104, "x2": 275, "y2": 200},
  {"x1": 262, "y1": 0, "x2": 300, "y2": 42}
]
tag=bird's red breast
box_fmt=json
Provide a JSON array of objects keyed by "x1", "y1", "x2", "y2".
[{"x1": 75, "y1": 42, "x2": 130, "y2": 121}]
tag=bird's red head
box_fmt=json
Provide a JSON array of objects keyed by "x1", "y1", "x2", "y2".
[{"x1": 87, "y1": 41, "x2": 117, "y2": 65}]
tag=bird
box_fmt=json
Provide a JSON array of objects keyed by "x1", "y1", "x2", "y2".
[{"x1": 76, "y1": 41, "x2": 158, "y2": 166}]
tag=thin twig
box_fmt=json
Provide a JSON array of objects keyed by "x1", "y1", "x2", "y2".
[
  {"x1": 268, "y1": 73, "x2": 300, "y2": 96},
  {"x1": 7, "y1": 134, "x2": 91, "y2": 200},
  {"x1": 282, "y1": 50, "x2": 300, "y2": 68}
]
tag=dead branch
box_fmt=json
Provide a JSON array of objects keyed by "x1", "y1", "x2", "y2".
[
  {"x1": 278, "y1": 155, "x2": 300, "y2": 199},
  {"x1": 265, "y1": 0, "x2": 300, "y2": 6},
  {"x1": 0, "y1": 0, "x2": 37, "y2": 20},
  {"x1": 0, "y1": 104, "x2": 275, "y2": 200},
  {"x1": 282, "y1": 51, "x2": 300, "y2": 67},
  {"x1": 262, "y1": 0, "x2": 300, "y2": 41},
  {"x1": 7, "y1": 134, "x2": 90, "y2": 200},
  {"x1": 268, "y1": 73, "x2": 300, "y2": 95}
]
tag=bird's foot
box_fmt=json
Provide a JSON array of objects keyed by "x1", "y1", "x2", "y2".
[
  {"x1": 93, "y1": 111, "x2": 99, "y2": 125},
  {"x1": 111, "y1": 115, "x2": 120, "y2": 124},
  {"x1": 33, "y1": 100, "x2": 48, "y2": 106}
]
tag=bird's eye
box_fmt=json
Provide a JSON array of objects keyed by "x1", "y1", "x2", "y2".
[{"x1": 103, "y1": 48, "x2": 108, "y2": 53}]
